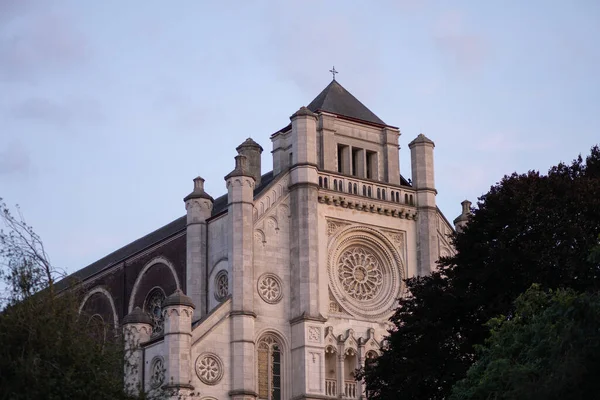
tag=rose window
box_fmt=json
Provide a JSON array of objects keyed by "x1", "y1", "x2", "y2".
[
  {"x1": 214, "y1": 271, "x2": 228, "y2": 301},
  {"x1": 257, "y1": 273, "x2": 283, "y2": 304},
  {"x1": 327, "y1": 225, "x2": 404, "y2": 320},
  {"x1": 150, "y1": 357, "x2": 165, "y2": 389},
  {"x1": 195, "y1": 354, "x2": 223, "y2": 385},
  {"x1": 338, "y1": 247, "x2": 383, "y2": 301},
  {"x1": 144, "y1": 288, "x2": 166, "y2": 335}
]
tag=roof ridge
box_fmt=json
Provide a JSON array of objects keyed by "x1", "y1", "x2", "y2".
[{"x1": 306, "y1": 80, "x2": 385, "y2": 125}]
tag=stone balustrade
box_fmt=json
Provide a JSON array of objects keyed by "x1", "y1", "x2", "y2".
[
  {"x1": 325, "y1": 378, "x2": 337, "y2": 397},
  {"x1": 344, "y1": 380, "x2": 357, "y2": 398},
  {"x1": 318, "y1": 172, "x2": 415, "y2": 206}
]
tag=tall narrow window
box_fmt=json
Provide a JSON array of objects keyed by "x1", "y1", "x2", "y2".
[
  {"x1": 144, "y1": 288, "x2": 166, "y2": 336},
  {"x1": 366, "y1": 151, "x2": 377, "y2": 180},
  {"x1": 351, "y1": 148, "x2": 361, "y2": 177},
  {"x1": 337, "y1": 145, "x2": 344, "y2": 173},
  {"x1": 258, "y1": 335, "x2": 283, "y2": 400}
]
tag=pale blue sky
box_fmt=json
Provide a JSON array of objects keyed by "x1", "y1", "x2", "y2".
[{"x1": 1, "y1": 0, "x2": 598, "y2": 274}]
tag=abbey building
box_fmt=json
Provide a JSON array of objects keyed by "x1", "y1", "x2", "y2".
[{"x1": 75, "y1": 79, "x2": 468, "y2": 400}]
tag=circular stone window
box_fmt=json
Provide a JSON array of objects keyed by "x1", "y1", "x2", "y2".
[
  {"x1": 257, "y1": 273, "x2": 283, "y2": 304},
  {"x1": 195, "y1": 353, "x2": 224, "y2": 385},
  {"x1": 328, "y1": 226, "x2": 404, "y2": 319},
  {"x1": 214, "y1": 270, "x2": 228, "y2": 301},
  {"x1": 149, "y1": 356, "x2": 165, "y2": 389}
]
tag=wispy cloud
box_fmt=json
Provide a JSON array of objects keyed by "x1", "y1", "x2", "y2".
[
  {"x1": 475, "y1": 131, "x2": 558, "y2": 153},
  {"x1": 261, "y1": 3, "x2": 385, "y2": 101},
  {"x1": 0, "y1": 6, "x2": 88, "y2": 82},
  {"x1": 10, "y1": 97, "x2": 105, "y2": 128},
  {"x1": 433, "y1": 10, "x2": 487, "y2": 75},
  {"x1": 0, "y1": 140, "x2": 30, "y2": 175}
]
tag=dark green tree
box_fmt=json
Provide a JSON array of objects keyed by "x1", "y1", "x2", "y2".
[
  {"x1": 450, "y1": 284, "x2": 600, "y2": 400},
  {"x1": 0, "y1": 199, "x2": 142, "y2": 400},
  {"x1": 359, "y1": 145, "x2": 600, "y2": 399}
]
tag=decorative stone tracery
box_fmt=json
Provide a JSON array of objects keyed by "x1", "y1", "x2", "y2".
[
  {"x1": 327, "y1": 224, "x2": 404, "y2": 319},
  {"x1": 144, "y1": 288, "x2": 166, "y2": 335},
  {"x1": 195, "y1": 353, "x2": 224, "y2": 385},
  {"x1": 338, "y1": 247, "x2": 383, "y2": 301},
  {"x1": 214, "y1": 270, "x2": 228, "y2": 301},
  {"x1": 150, "y1": 357, "x2": 165, "y2": 389},
  {"x1": 257, "y1": 273, "x2": 283, "y2": 304}
]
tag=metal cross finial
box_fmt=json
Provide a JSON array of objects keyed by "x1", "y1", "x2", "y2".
[{"x1": 329, "y1": 66, "x2": 338, "y2": 80}]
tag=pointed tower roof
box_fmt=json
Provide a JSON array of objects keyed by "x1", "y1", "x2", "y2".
[{"x1": 306, "y1": 80, "x2": 385, "y2": 126}]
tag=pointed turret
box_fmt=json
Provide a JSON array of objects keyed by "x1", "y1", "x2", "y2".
[
  {"x1": 184, "y1": 176, "x2": 213, "y2": 319},
  {"x1": 454, "y1": 200, "x2": 472, "y2": 232},
  {"x1": 236, "y1": 138, "x2": 263, "y2": 186}
]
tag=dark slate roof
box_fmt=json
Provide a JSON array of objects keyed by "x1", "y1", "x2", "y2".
[
  {"x1": 307, "y1": 80, "x2": 385, "y2": 126},
  {"x1": 58, "y1": 171, "x2": 276, "y2": 288}
]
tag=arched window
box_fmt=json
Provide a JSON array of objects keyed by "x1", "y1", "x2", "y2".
[
  {"x1": 377, "y1": 188, "x2": 381, "y2": 199},
  {"x1": 334, "y1": 179, "x2": 338, "y2": 191},
  {"x1": 348, "y1": 182, "x2": 352, "y2": 193},
  {"x1": 144, "y1": 288, "x2": 166, "y2": 336},
  {"x1": 344, "y1": 349, "x2": 358, "y2": 398},
  {"x1": 382, "y1": 189, "x2": 386, "y2": 201},
  {"x1": 353, "y1": 183, "x2": 357, "y2": 194},
  {"x1": 404, "y1": 194, "x2": 408, "y2": 204},
  {"x1": 410, "y1": 195, "x2": 414, "y2": 205},
  {"x1": 396, "y1": 192, "x2": 400, "y2": 203},
  {"x1": 86, "y1": 314, "x2": 107, "y2": 343},
  {"x1": 257, "y1": 334, "x2": 282, "y2": 400},
  {"x1": 368, "y1": 187, "x2": 372, "y2": 197},
  {"x1": 362, "y1": 186, "x2": 366, "y2": 196},
  {"x1": 319, "y1": 177, "x2": 323, "y2": 187},
  {"x1": 325, "y1": 346, "x2": 337, "y2": 396},
  {"x1": 324, "y1": 178, "x2": 328, "y2": 189}
]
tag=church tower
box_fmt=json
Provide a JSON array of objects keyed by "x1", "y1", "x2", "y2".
[{"x1": 80, "y1": 77, "x2": 456, "y2": 400}]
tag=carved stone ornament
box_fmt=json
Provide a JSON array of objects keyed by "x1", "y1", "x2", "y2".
[
  {"x1": 195, "y1": 353, "x2": 224, "y2": 385},
  {"x1": 214, "y1": 270, "x2": 228, "y2": 301},
  {"x1": 328, "y1": 226, "x2": 404, "y2": 319},
  {"x1": 144, "y1": 288, "x2": 166, "y2": 336},
  {"x1": 257, "y1": 273, "x2": 283, "y2": 304},
  {"x1": 338, "y1": 247, "x2": 383, "y2": 301},
  {"x1": 150, "y1": 357, "x2": 165, "y2": 389},
  {"x1": 308, "y1": 326, "x2": 321, "y2": 343}
]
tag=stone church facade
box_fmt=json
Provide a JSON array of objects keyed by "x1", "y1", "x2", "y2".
[{"x1": 75, "y1": 80, "x2": 468, "y2": 400}]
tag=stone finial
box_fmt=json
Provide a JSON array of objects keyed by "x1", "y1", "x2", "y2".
[
  {"x1": 224, "y1": 154, "x2": 254, "y2": 181},
  {"x1": 453, "y1": 199, "x2": 472, "y2": 232},
  {"x1": 290, "y1": 106, "x2": 317, "y2": 120},
  {"x1": 236, "y1": 138, "x2": 263, "y2": 186},
  {"x1": 183, "y1": 176, "x2": 214, "y2": 202},
  {"x1": 122, "y1": 306, "x2": 152, "y2": 325},
  {"x1": 408, "y1": 133, "x2": 435, "y2": 148},
  {"x1": 163, "y1": 289, "x2": 195, "y2": 309},
  {"x1": 236, "y1": 137, "x2": 263, "y2": 153}
]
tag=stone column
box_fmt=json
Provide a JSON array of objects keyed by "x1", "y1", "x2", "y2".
[
  {"x1": 382, "y1": 127, "x2": 401, "y2": 185},
  {"x1": 184, "y1": 176, "x2": 213, "y2": 320},
  {"x1": 318, "y1": 113, "x2": 337, "y2": 172},
  {"x1": 288, "y1": 106, "x2": 326, "y2": 399},
  {"x1": 409, "y1": 133, "x2": 438, "y2": 275},
  {"x1": 162, "y1": 290, "x2": 195, "y2": 395},
  {"x1": 122, "y1": 307, "x2": 152, "y2": 396},
  {"x1": 337, "y1": 353, "x2": 345, "y2": 398},
  {"x1": 225, "y1": 155, "x2": 257, "y2": 400}
]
